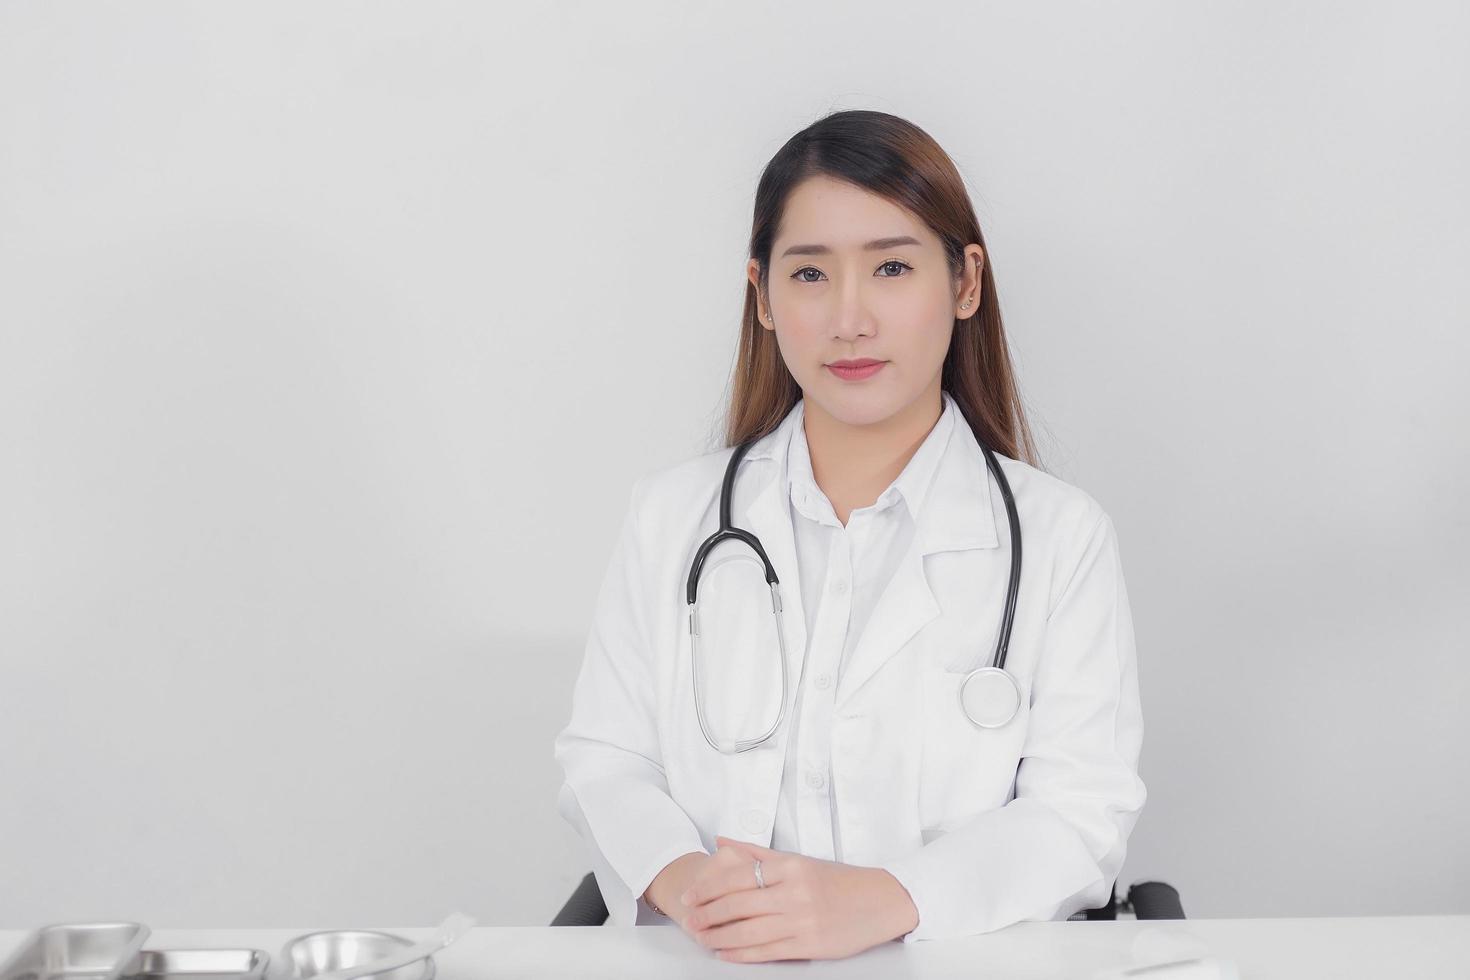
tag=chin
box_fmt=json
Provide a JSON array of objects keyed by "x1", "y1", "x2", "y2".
[{"x1": 810, "y1": 386, "x2": 905, "y2": 428}]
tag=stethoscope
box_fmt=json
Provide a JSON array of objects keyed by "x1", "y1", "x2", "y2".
[{"x1": 685, "y1": 417, "x2": 1024, "y2": 754}]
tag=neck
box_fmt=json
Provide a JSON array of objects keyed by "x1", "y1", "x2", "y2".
[{"x1": 802, "y1": 385, "x2": 943, "y2": 523}]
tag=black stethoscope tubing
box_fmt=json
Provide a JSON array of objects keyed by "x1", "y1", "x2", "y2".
[{"x1": 685, "y1": 415, "x2": 1023, "y2": 749}]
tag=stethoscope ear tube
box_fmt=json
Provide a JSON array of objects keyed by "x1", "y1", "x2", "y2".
[
  {"x1": 687, "y1": 439, "x2": 790, "y2": 754},
  {"x1": 687, "y1": 439, "x2": 779, "y2": 607},
  {"x1": 689, "y1": 579, "x2": 791, "y2": 755}
]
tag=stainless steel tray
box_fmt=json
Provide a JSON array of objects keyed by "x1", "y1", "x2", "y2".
[
  {"x1": 0, "y1": 924, "x2": 151, "y2": 980},
  {"x1": 124, "y1": 951, "x2": 268, "y2": 980}
]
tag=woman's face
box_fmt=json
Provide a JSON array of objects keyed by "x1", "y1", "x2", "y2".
[{"x1": 747, "y1": 174, "x2": 983, "y2": 429}]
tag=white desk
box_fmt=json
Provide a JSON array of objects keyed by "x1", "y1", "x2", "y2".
[{"x1": 3, "y1": 917, "x2": 1466, "y2": 980}]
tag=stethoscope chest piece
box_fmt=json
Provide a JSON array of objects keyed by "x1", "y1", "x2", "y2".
[{"x1": 958, "y1": 666, "x2": 1022, "y2": 729}]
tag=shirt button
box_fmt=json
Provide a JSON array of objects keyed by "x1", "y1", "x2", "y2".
[
  {"x1": 832, "y1": 578, "x2": 849, "y2": 595},
  {"x1": 740, "y1": 809, "x2": 768, "y2": 834},
  {"x1": 805, "y1": 770, "x2": 826, "y2": 790},
  {"x1": 814, "y1": 672, "x2": 832, "y2": 690}
]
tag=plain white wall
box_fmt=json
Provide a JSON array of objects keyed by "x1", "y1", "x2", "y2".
[{"x1": 2, "y1": 0, "x2": 1466, "y2": 929}]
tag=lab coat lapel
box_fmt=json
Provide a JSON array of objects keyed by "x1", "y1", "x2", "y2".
[
  {"x1": 709, "y1": 414, "x2": 808, "y2": 848},
  {"x1": 739, "y1": 439, "x2": 808, "y2": 733},
  {"x1": 833, "y1": 532, "x2": 939, "y2": 710},
  {"x1": 834, "y1": 415, "x2": 1002, "y2": 710}
]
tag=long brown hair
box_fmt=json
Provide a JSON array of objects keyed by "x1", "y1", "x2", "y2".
[{"x1": 722, "y1": 109, "x2": 1042, "y2": 470}]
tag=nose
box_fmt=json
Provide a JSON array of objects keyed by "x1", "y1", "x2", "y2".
[{"x1": 830, "y1": 284, "x2": 877, "y2": 342}]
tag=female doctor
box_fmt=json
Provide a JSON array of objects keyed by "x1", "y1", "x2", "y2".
[{"x1": 552, "y1": 109, "x2": 1146, "y2": 963}]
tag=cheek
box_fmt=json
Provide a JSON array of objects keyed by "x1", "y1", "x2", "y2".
[
  {"x1": 894, "y1": 319, "x2": 955, "y2": 368},
  {"x1": 770, "y1": 323, "x2": 824, "y2": 374},
  {"x1": 928, "y1": 322, "x2": 956, "y2": 359},
  {"x1": 917, "y1": 299, "x2": 959, "y2": 352}
]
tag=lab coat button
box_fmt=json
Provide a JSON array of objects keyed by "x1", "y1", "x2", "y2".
[
  {"x1": 805, "y1": 769, "x2": 826, "y2": 790},
  {"x1": 740, "y1": 809, "x2": 768, "y2": 834},
  {"x1": 832, "y1": 578, "x2": 849, "y2": 595},
  {"x1": 814, "y1": 672, "x2": 832, "y2": 690}
]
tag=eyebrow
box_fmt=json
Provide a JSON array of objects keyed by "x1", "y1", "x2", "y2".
[{"x1": 778, "y1": 235, "x2": 923, "y2": 258}]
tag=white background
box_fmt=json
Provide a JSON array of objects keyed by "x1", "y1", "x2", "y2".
[{"x1": 2, "y1": 0, "x2": 1466, "y2": 928}]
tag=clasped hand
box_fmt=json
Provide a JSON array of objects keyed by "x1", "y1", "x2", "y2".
[{"x1": 674, "y1": 835, "x2": 918, "y2": 962}]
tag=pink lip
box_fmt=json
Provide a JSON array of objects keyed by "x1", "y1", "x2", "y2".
[{"x1": 827, "y1": 361, "x2": 886, "y2": 381}]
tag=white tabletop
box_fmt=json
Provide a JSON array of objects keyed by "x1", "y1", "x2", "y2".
[{"x1": 3, "y1": 917, "x2": 1466, "y2": 980}]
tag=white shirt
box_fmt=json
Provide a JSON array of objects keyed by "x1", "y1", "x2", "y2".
[{"x1": 771, "y1": 394, "x2": 956, "y2": 861}]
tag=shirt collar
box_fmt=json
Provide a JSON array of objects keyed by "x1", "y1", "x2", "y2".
[
  {"x1": 784, "y1": 391, "x2": 958, "y2": 526},
  {"x1": 739, "y1": 389, "x2": 999, "y2": 553}
]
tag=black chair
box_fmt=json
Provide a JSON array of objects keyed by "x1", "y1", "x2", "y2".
[
  {"x1": 550, "y1": 871, "x2": 615, "y2": 927},
  {"x1": 1071, "y1": 880, "x2": 1186, "y2": 920},
  {"x1": 551, "y1": 872, "x2": 1184, "y2": 926}
]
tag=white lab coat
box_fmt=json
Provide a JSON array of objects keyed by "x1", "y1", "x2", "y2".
[{"x1": 553, "y1": 394, "x2": 1146, "y2": 942}]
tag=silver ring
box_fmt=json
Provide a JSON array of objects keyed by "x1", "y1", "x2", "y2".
[{"x1": 753, "y1": 858, "x2": 765, "y2": 888}]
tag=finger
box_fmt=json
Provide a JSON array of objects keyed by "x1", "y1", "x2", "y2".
[
  {"x1": 683, "y1": 882, "x2": 784, "y2": 931},
  {"x1": 695, "y1": 912, "x2": 794, "y2": 953},
  {"x1": 714, "y1": 836, "x2": 794, "y2": 879},
  {"x1": 678, "y1": 853, "x2": 736, "y2": 909},
  {"x1": 715, "y1": 937, "x2": 808, "y2": 964},
  {"x1": 683, "y1": 850, "x2": 782, "y2": 907},
  {"x1": 714, "y1": 835, "x2": 781, "y2": 859}
]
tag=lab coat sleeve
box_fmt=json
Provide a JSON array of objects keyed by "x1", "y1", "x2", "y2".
[
  {"x1": 879, "y1": 510, "x2": 1147, "y2": 941},
  {"x1": 552, "y1": 474, "x2": 709, "y2": 926}
]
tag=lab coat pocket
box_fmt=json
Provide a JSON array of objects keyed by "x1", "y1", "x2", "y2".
[{"x1": 917, "y1": 667, "x2": 1028, "y2": 837}]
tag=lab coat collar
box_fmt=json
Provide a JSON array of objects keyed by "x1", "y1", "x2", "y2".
[{"x1": 736, "y1": 390, "x2": 1000, "y2": 710}]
